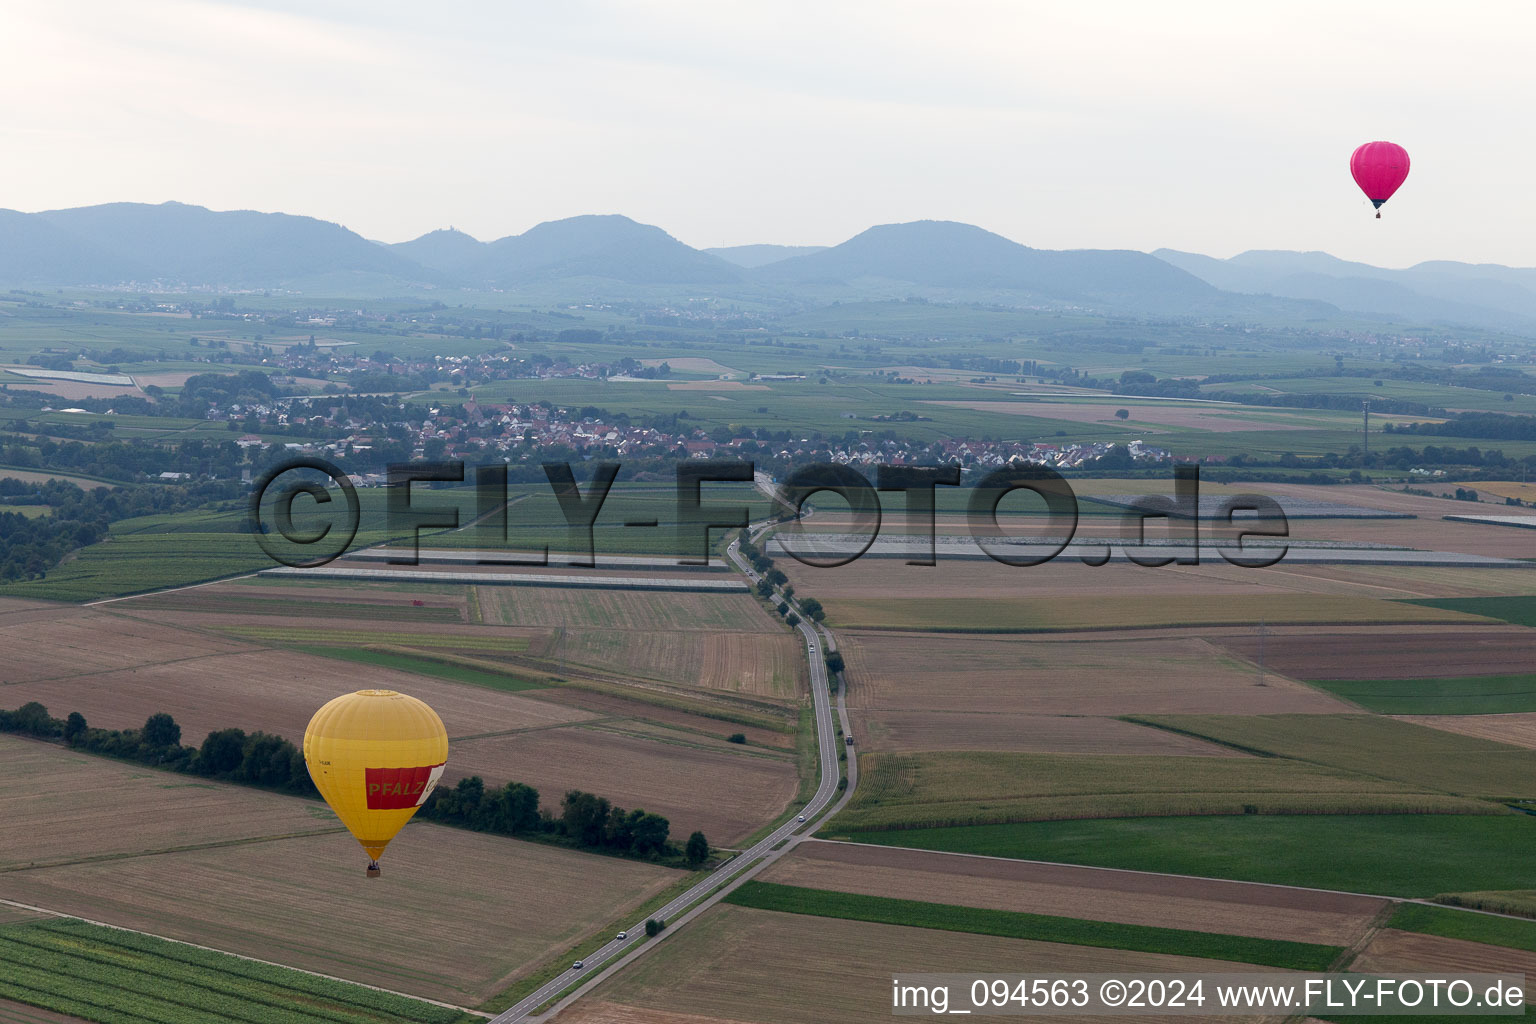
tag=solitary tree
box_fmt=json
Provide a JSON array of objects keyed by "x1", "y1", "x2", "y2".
[
  {"x1": 685, "y1": 831, "x2": 709, "y2": 867},
  {"x1": 1114, "y1": 408, "x2": 1130, "y2": 420}
]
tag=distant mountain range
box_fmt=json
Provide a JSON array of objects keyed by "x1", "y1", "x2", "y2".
[
  {"x1": 2, "y1": 201, "x2": 1534, "y2": 333},
  {"x1": 1155, "y1": 249, "x2": 1536, "y2": 333}
]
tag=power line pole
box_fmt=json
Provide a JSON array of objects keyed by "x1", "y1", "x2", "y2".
[{"x1": 1362, "y1": 399, "x2": 1370, "y2": 456}]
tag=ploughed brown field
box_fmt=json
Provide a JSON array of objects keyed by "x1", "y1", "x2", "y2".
[
  {"x1": 1351, "y1": 930, "x2": 1536, "y2": 1002},
  {"x1": 1395, "y1": 714, "x2": 1536, "y2": 748},
  {"x1": 577, "y1": 904, "x2": 1271, "y2": 1024},
  {"x1": 760, "y1": 840, "x2": 1387, "y2": 945},
  {"x1": 447, "y1": 726, "x2": 799, "y2": 846},
  {"x1": 1216, "y1": 628, "x2": 1536, "y2": 681},
  {"x1": 840, "y1": 632, "x2": 1347, "y2": 717},
  {"x1": 0, "y1": 738, "x2": 679, "y2": 1006},
  {"x1": 0, "y1": 735, "x2": 342, "y2": 870}
]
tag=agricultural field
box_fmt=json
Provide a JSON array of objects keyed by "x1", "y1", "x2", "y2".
[
  {"x1": 476, "y1": 587, "x2": 779, "y2": 633},
  {"x1": 0, "y1": 735, "x2": 343, "y2": 870},
  {"x1": 759, "y1": 840, "x2": 1386, "y2": 945},
  {"x1": 448, "y1": 726, "x2": 799, "y2": 845},
  {"x1": 819, "y1": 594, "x2": 1489, "y2": 632},
  {"x1": 1396, "y1": 713, "x2": 1536, "y2": 749},
  {"x1": 1309, "y1": 673, "x2": 1536, "y2": 714},
  {"x1": 0, "y1": 918, "x2": 478, "y2": 1024},
  {"x1": 552, "y1": 629, "x2": 804, "y2": 700},
  {"x1": 0, "y1": 997, "x2": 90, "y2": 1024},
  {"x1": 1214, "y1": 627, "x2": 1536, "y2": 681},
  {"x1": 0, "y1": 613, "x2": 589, "y2": 745},
  {"x1": 839, "y1": 632, "x2": 1346, "y2": 718},
  {"x1": 1135, "y1": 714, "x2": 1536, "y2": 800},
  {"x1": 568, "y1": 903, "x2": 1283, "y2": 1024},
  {"x1": 837, "y1": 814, "x2": 1536, "y2": 897},
  {"x1": 830, "y1": 749, "x2": 1488, "y2": 832},
  {"x1": 725, "y1": 881, "x2": 1342, "y2": 968},
  {"x1": 1351, "y1": 928, "x2": 1536, "y2": 1001},
  {"x1": 0, "y1": 740, "x2": 680, "y2": 1007}
]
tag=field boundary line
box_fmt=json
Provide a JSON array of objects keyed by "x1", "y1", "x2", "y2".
[
  {"x1": 0, "y1": 897, "x2": 492, "y2": 1018},
  {"x1": 0, "y1": 826, "x2": 348, "y2": 874},
  {"x1": 82, "y1": 571, "x2": 266, "y2": 607}
]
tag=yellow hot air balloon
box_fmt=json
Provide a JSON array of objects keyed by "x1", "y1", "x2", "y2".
[{"x1": 303, "y1": 689, "x2": 448, "y2": 877}]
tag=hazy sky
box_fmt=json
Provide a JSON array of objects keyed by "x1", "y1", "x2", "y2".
[{"x1": 5, "y1": 1, "x2": 1533, "y2": 266}]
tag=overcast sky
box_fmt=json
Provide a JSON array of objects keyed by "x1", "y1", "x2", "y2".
[{"x1": 5, "y1": 1, "x2": 1532, "y2": 267}]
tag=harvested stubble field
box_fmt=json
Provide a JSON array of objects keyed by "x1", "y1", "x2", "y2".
[
  {"x1": 477, "y1": 587, "x2": 779, "y2": 632},
  {"x1": 0, "y1": 749, "x2": 679, "y2": 1005},
  {"x1": 446, "y1": 726, "x2": 798, "y2": 845},
  {"x1": 576, "y1": 904, "x2": 1270, "y2": 1024},
  {"x1": 1139, "y1": 714, "x2": 1536, "y2": 800},
  {"x1": 2, "y1": 638, "x2": 592, "y2": 747},
  {"x1": 1351, "y1": 930, "x2": 1536, "y2": 999},
  {"x1": 840, "y1": 633, "x2": 1346, "y2": 716},
  {"x1": 529, "y1": 688, "x2": 792, "y2": 749},
  {"x1": 0, "y1": 610, "x2": 247, "y2": 684},
  {"x1": 760, "y1": 840, "x2": 1386, "y2": 945},
  {"x1": 131, "y1": 585, "x2": 472, "y2": 623},
  {"x1": 781, "y1": 550, "x2": 1339, "y2": 602},
  {"x1": 854, "y1": 711, "x2": 1249, "y2": 755},
  {"x1": 1396, "y1": 713, "x2": 1536, "y2": 749},
  {"x1": 0, "y1": 736, "x2": 343, "y2": 870},
  {"x1": 1215, "y1": 627, "x2": 1536, "y2": 681},
  {"x1": 821, "y1": 594, "x2": 1489, "y2": 632},
  {"x1": 831, "y1": 750, "x2": 1487, "y2": 831},
  {"x1": 552, "y1": 629, "x2": 805, "y2": 700}
]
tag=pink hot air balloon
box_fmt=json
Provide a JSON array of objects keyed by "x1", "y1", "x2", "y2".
[{"x1": 1350, "y1": 141, "x2": 1410, "y2": 219}]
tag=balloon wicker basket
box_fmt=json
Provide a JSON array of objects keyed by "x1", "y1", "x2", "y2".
[{"x1": 366, "y1": 861, "x2": 381, "y2": 879}]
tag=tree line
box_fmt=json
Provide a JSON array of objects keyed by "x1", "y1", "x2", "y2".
[{"x1": 0, "y1": 702, "x2": 709, "y2": 868}]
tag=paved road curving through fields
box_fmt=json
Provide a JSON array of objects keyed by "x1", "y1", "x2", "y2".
[{"x1": 490, "y1": 514, "x2": 854, "y2": 1023}]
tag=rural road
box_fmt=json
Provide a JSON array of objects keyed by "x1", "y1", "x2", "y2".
[{"x1": 489, "y1": 515, "x2": 851, "y2": 1023}]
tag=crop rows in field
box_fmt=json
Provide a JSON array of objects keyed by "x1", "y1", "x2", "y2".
[
  {"x1": 478, "y1": 586, "x2": 776, "y2": 632},
  {"x1": 0, "y1": 919, "x2": 475, "y2": 1024}
]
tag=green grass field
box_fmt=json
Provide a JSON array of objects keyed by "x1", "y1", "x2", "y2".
[
  {"x1": 0, "y1": 918, "x2": 478, "y2": 1024},
  {"x1": 835, "y1": 814, "x2": 1536, "y2": 897},
  {"x1": 1134, "y1": 714, "x2": 1536, "y2": 801},
  {"x1": 1309, "y1": 674, "x2": 1536, "y2": 714},
  {"x1": 832, "y1": 750, "x2": 1495, "y2": 831},
  {"x1": 1405, "y1": 596, "x2": 1536, "y2": 628},
  {"x1": 725, "y1": 881, "x2": 1342, "y2": 970},
  {"x1": 1388, "y1": 903, "x2": 1536, "y2": 952}
]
